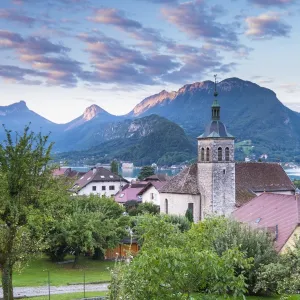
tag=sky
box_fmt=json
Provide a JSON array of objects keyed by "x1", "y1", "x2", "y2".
[{"x1": 0, "y1": 0, "x2": 299, "y2": 124}]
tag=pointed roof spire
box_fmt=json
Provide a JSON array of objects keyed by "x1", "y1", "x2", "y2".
[{"x1": 212, "y1": 74, "x2": 220, "y2": 120}]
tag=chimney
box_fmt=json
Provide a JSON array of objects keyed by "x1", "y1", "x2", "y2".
[{"x1": 92, "y1": 167, "x2": 97, "y2": 174}]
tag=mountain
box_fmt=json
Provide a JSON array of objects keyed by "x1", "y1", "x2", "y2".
[
  {"x1": 128, "y1": 78, "x2": 300, "y2": 161},
  {"x1": 64, "y1": 104, "x2": 119, "y2": 131},
  {"x1": 56, "y1": 115, "x2": 195, "y2": 166},
  {"x1": 0, "y1": 101, "x2": 59, "y2": 139}
]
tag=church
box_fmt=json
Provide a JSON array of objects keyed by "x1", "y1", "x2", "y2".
[{"x1": 159, "y1": 77, "x2": 295, "y2": 223}]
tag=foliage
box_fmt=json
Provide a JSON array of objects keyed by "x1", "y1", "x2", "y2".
[
  {"x1": 124, "y1": 201, "x2": 159, "y2": 216},
  {"x1": 255, "y1": 239, "x2": 300, "y2": 297},
  {"x1": 109, "y1": 215, "x2": 252, "y2": 299},
  {"x1": 138, "y1": 166, "x2": 155, "y2": 180},
  {"x1": 185, "y1": 208, "x2": 194, "y2": 223},
  {"x1": 110, "y1": 160, "x2": 119, "y2": 175},
  {"x1": 293, "y1": 180, "x2": 300, "y2": 189},
  {"x1": 0, "y1": 126, "x2": 69, "y2": 300},
  {"x1": 44, "y1": 195, "x2": 129, "y2": 265},
  {"x1": 188, "y1": 217, "x2": 278, "y2": 295}
]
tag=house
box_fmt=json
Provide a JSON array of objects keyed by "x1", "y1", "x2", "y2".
[
  {"x1": 159, "y1": 77, "x2": 295, "y2": 223},
  {"x1": 138, "y1": 181, "x2": 166, "y2": 206},
  {"x1": 114, "y1": 182, "x2": 148, "y2": 204},
  {"x1": 144, "y1": 174, "x2": 169, "y2": 182},
  {"x1": 52, "y1": 167, "x2": 86, "y2": 179},
  {"x1": 233, "y1": 193, "x2": 300, "y2": 253},
  {"x1": 73, "y1": 167, "x2": 128, "y2": 197}
]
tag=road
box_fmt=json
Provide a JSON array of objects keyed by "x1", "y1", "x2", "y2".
[{"x1": 0, "y1": 283, "x2": 109, "y2": 298}]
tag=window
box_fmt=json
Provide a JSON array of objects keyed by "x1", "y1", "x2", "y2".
[
  {"x1": 223, "y1": 169, "x2": 226, "y2": 175},
  {"x1": 102, "y1": 186, "x2": 106, "y2": 191},
  {"x1": 119, "y1": 193, "x2": 124, "y2": 198},
  {"x1": 151, "y1": 193, "x2": 154, "y2": 200},
  {"x1": 218, "y1": 147, "x2": 222, "y2": 161},
  {"x1": 92, "y1": 186, "x2": 97, "y2": 191},
  {"x1": 100, "y1": 175, "x2": 105, "y2": 178},
  {"x1": 225, "y1": 147, "x2": 230, "y2": 161},
  {"x1": 165, "y1": 199, "x2": 168, "y2": 214},
  {"x1": 109, "y1": 185, "x2": 115, "y2": 191},
  {"x1": 109, "y1": 175, "x2": 114, "y2": 178},
  {"x1": 188, "y1": 203, "x2": 194, "y2": 218},
  {"x1": 201, "y1": 147, "x2": 205, "y2": 161},
  {"x1": 206, "y1": 147, "x2": 210, "y2": 161}
]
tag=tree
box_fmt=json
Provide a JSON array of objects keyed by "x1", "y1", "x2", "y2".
[
  {"x1": 138, "y1": 166, "x2": 155, "y2": 180},
  {"x1": 188, "y1": 217, "x2": 278, "y2": 294},
  {"x1": 44, "y1": 195, "x2": 129, "y2": 265},
  {"x1": 185, "y1": 208, "x2": 193, "y2": 223},
  {"x1": 110, "y1": 160, "x2": 119, "y2": 175},
  {"x1": 109, "y1": 215, "x2": 252, "y2": 299},
  {"x1": 0, "y1": 126, "x2": 66, "y2": 300}
]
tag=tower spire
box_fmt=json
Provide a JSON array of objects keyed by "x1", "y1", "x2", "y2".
[{"x1": 212, "y1": 74, "x2": 220, "y2": 121}]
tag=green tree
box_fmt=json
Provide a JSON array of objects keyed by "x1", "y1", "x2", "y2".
[
  {"x1": 109, "y1": 215, "x2": 252, "y2": 299},
  {"x1": 138, "y1": 166, "x2": 155, "y2": 180},
  {"x1": 0, "y1": 126, "x2": 66, "y2": 300},
  {"x1": 110, "y1": 160, "x2": 119, "y2": 175},
  {"x1": 44, "y1": 195, "x2": 129, "y2": 265},
  {"x1": 293, "y1": 180, "x2": 300, "y2": 189},
  {"x1": 188, "y1": 217, "x2": 278, "y2": 294},
  {"x1": 185, "y1": 208, "x2": 193, "y2": 223}
]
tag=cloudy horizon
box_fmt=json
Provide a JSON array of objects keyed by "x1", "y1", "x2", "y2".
[{"x1": 1, "y1": 0, "x2": 299, "y2": 123}]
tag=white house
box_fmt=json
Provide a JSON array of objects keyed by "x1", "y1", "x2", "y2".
[
  {"x1": 138, "y1": 181, "x2": 166, "y2": 206},
  {"x1": 73, "y1": 167, "x2": 128, "y2": 197}
]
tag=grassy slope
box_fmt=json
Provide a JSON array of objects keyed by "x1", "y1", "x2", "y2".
[{"x1": 0, "y1": 255, "x2": 113, "y2": 287}]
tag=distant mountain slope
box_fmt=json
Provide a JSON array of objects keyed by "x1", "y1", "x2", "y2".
[
  {"x1": 0, "y1": 101, "x2": 60, "y2": 139},
  {"x1": 56, "y1": 115, "x2": 196, "y2": 166},
  {"x1": 128, "y1": 78, "x2": 300, "y2": 161},
  {"x1": 64, "y1": 104, "x2": 119, "y2": 131}
]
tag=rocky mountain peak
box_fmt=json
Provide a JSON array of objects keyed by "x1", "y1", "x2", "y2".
[
  {"x1": 0, "y1": 100, "x2": 28, "y2": 116},
  {"x1": 83, "y1": 104, "x2": 105, "y2": 121}
]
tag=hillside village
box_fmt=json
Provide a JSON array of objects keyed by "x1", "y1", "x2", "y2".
[{"x1": 53, "y1": 80, "x2": 300, "y2": 255}]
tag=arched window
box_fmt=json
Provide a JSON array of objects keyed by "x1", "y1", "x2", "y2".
[
  {"x1": 218, "y1": 147, "x2": 222, "y2": 161},
  {"x1": 225, "y1": 147, "x2": 230, "y2": 161},
  {"x1": 165, "y1": 199, "x2": 168, "y2": 214},
  {"x1": 201, "y1": 148, "x2": 205, "y2": 161},
  {"x1": 206, "y1": 147, "x2": 210, "y2": 161}
]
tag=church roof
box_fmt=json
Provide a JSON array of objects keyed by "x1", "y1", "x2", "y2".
[
  {"x1": 198, "y1": 120, "x2": 234, "y2": 139},
  {"x1": 159, "y1": 164, "x2": 199, "y2": 195},
  {"x1": 160, "y1": 162, "x2": 295, "y2": 207},
  {"x1": 233, "y1": 193, "x2": 300, "y2": 252}
]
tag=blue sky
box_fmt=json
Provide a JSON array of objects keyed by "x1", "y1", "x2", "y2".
[{"x1": 0, "y1": 0, "x2": 299, "y2": 123}]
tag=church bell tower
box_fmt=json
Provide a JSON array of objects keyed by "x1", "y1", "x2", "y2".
[{"x1": 197, "y1": 75, "x2": 235, "y2": 218}]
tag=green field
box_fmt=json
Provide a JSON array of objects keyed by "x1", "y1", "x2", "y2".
[{"x1": 0, "y1": 255, "x2": 114, "y2": 287}]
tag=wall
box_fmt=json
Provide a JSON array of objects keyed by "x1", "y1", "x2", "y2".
[
  {"x1": 142, "y1": 186, "x2": 160, "y2": 206},
  {"x1": 197, "y1": 138, "x2": 236, "y2": 217},
  {"x1": 78, "y1": 181, "x2": 123, "y2": 197},
  {"x1": 160, "y1": 193, "x2": 201, "y2": 223},
  {"x1": 280, "y1": 226, "x2": 300, "y2": 254}
]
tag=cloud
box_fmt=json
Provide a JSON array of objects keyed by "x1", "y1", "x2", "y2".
[
  {"x1": 0, "y1": 65, "x2": 46, "y2": 84},
  {"x1": 245, "y1": 13, "x2": 291, "y2": 39},
  {"x1": 248, "y1": 0, "x2": 295, "y2": 7},
  {"x1": 0, "y1": 9, "x2": 36, "y2": 25},
  {"x1": 78, "y1": 32, "x2": 180, "y2": 85},
  {"x1": 0, "y1": 30, "x2": 70, "y2": 55},
  {"x1": 137, "y1": 0, "x2": 178, "y2": 3},
  {"x1": 161, "y1": 0, "x2": 247, "y2": 53},
  {"x1": 279, "y1": 83, "x2": 300, "y2": 93},
  {"x1": 88, "y1": 8, "x2": 172, "y2": 50}
]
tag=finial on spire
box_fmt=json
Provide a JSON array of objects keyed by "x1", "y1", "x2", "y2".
[{"x1": 214, "y1": 74, "x2": 218, "y2": 97}]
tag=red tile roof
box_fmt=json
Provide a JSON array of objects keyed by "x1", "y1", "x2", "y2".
[
  {"x1": 52, "y1": 168, "x2": 71, "y2": 176},
  {"x1": 137, "y1": 181, "x2": 166, "y2": 196},
  {"x1": 233, "y1": 193, "x2": 300, "y2": 251},
  {"x1": 115, "y1": 186, "x2": 144, "y2": 203}
]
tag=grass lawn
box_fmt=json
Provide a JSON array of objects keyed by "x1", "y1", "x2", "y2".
[
  {"x1": 21, "y1": 291, "x2": 107, "y2": 300},
  {"x1": 0, "y1": 255, "x2": 114, "y2": 287}
]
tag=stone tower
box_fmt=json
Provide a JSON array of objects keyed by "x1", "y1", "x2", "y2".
[{"x1": 197, "y1": 76, "x2": 235, "y2": 218}]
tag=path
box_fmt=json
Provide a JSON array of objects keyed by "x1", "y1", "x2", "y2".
[{"x1": 0, "y1": 283, "x2": 109, "y2": 298}]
